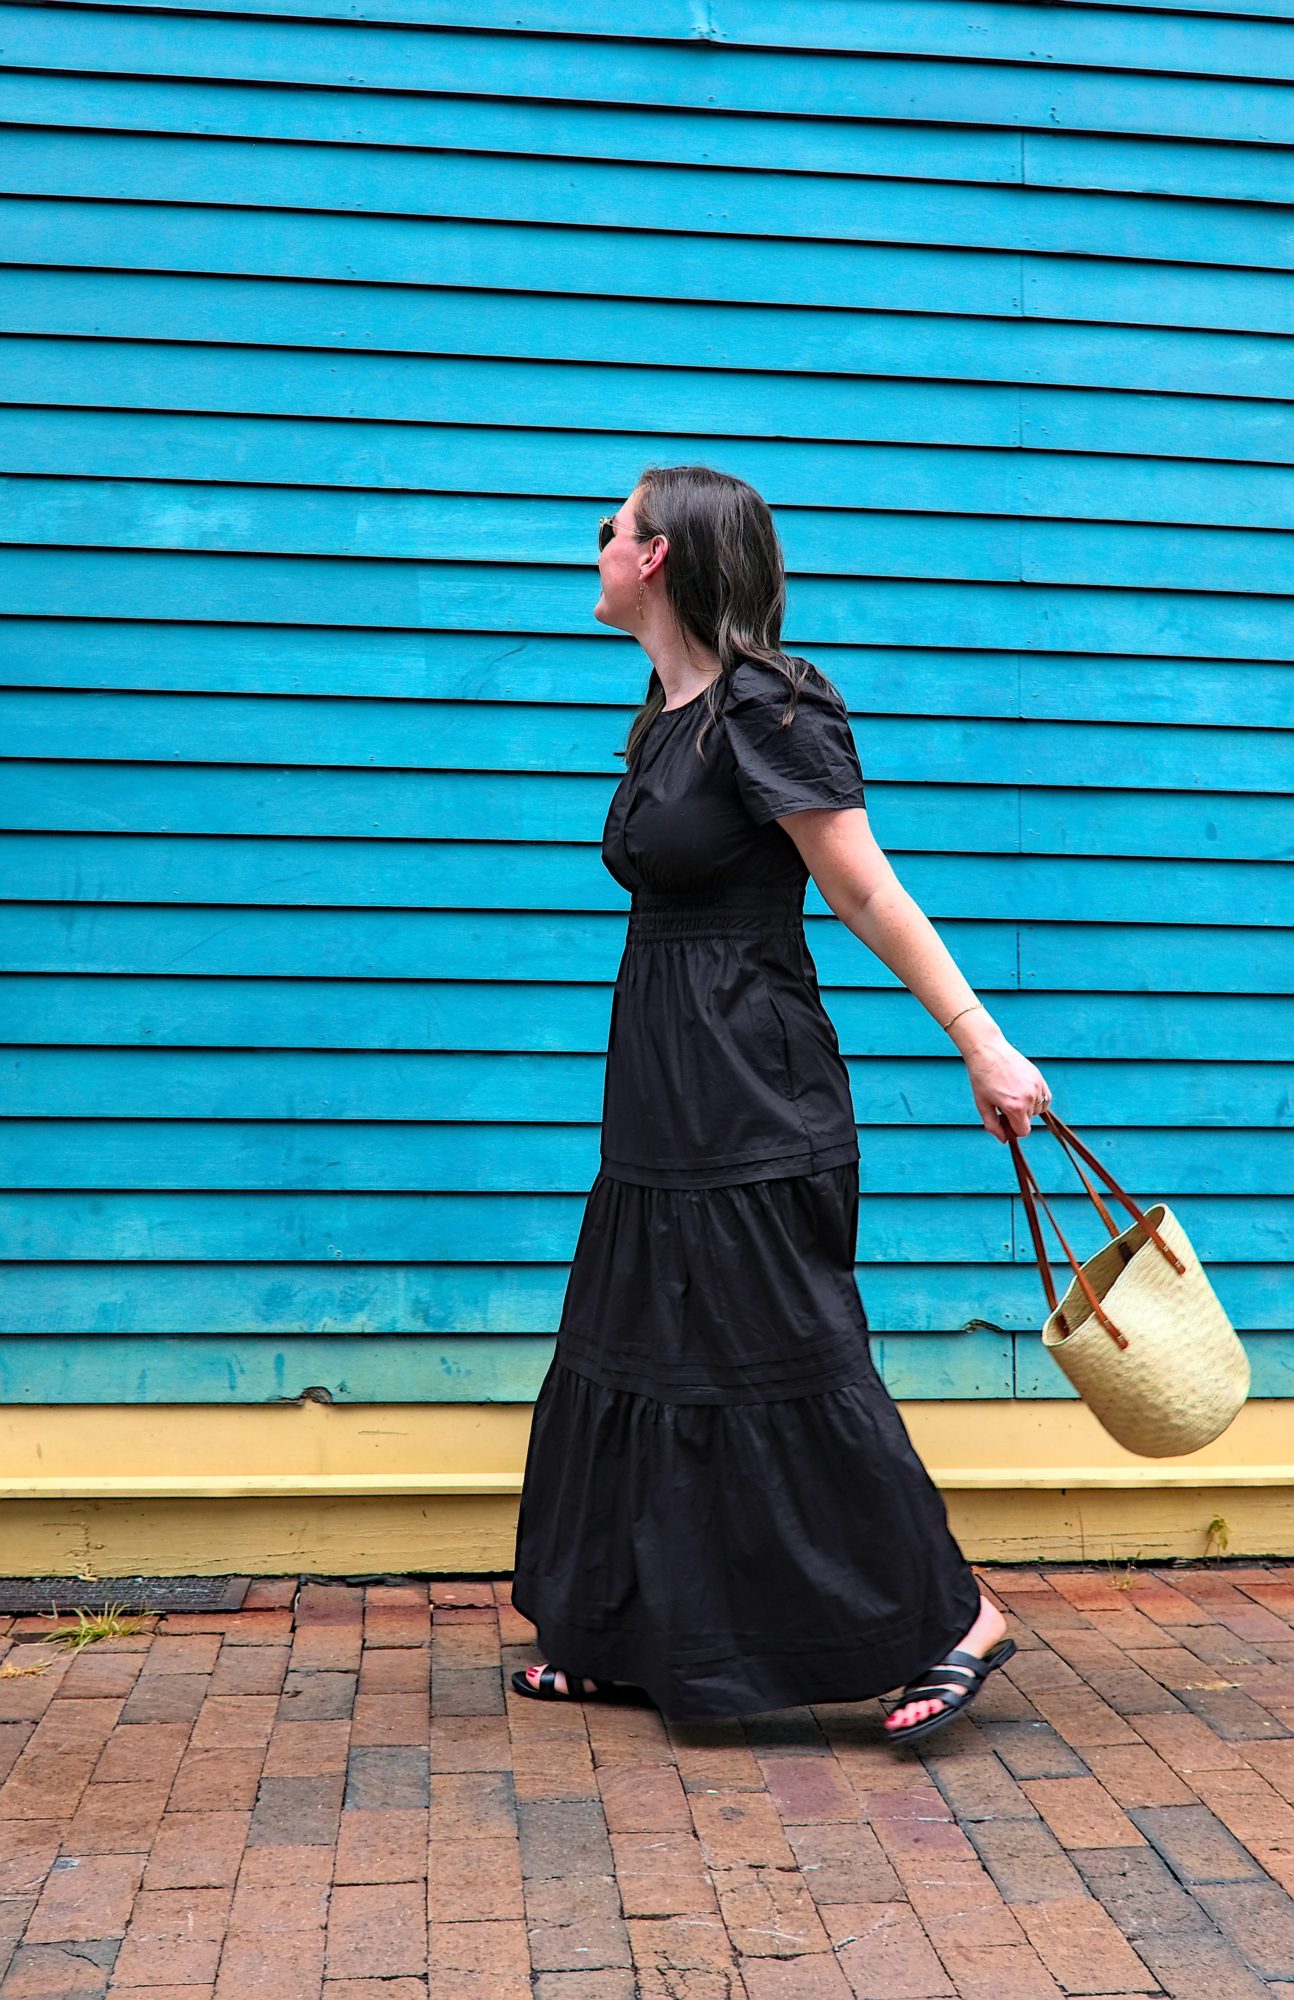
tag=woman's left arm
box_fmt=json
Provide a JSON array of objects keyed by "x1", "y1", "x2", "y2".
[{"x1": 777, "y1": 806, "x2": 1051, "y2": 1143}]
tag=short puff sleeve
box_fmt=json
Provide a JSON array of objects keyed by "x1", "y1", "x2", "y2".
[{"x1": 722, "y1": 663, "x2": 867, "y2": 827}]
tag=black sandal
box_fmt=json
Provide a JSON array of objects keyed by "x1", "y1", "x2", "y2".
[
  {"x1": 880, "y1": 1635, "x2": 1017, "y2": 1746},
  {"x1": 510, "y1": 1664, "x2": 651, "y2": 1706}
]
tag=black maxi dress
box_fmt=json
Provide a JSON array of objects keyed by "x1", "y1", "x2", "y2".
[{"x1": 511, "y1": 657, "x2": 982, "y2": 1721}]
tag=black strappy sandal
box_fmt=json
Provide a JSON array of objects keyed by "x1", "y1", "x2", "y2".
[
  {"x1": 510, "y1": 1664, "x2": 652, "y2": 1706},
  {"x1": 880, "y1": 1635, "x2": 1017, "y2": 1746}
]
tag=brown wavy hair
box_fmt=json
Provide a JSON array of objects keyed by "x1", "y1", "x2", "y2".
[{"x1": 616, "y1": 464, "x2": 841, "y2": 766}]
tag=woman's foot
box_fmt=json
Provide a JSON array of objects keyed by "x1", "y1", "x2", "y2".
[
  {"x1": 882, "y1": 1593, "x2": 1009, "y2": 1734},
  {"x1": 519, "y1": 1663, "x2": 605, "y2": 1697}
]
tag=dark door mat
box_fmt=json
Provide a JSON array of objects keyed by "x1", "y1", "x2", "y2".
[{"x1": 0, "y1": 1575, "x2": 250, "y2": 1616}]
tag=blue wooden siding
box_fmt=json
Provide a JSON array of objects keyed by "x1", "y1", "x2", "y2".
[{"x1": 0, "y1": 0, "x2": 1290, "y2": 1405}]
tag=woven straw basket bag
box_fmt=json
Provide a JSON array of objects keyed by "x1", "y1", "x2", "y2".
[{"x1": 1003, "y1": 1108, "x2": 1249, "y2": 1458}]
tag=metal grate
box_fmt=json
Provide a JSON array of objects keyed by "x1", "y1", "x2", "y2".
[{"x1": 0, "y1": 1575, "x2": 251, "y2": 1616}]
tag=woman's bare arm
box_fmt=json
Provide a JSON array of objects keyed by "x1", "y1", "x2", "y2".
[{"x1": 775, "y1": 806, "x2": 1051, "y2": 1142}]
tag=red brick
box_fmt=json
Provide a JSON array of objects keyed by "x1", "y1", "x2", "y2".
[
  {"x1": 1132, "y1": 1712, "x2": 1245, "y2": 1771},
  {"x1": 210, "y1": 1649, "x2": 290, "y2": 1696},
  {"x1": 427, "y1": 1916, "x2": 532, "y2": 1975},
  {"x1": 334, "y1": 1809, "x2": 428, "y2": 1884},
  {"x1": 0, "y1": 1820, "x2": 62, "y2": 1895},
  {"x1": 930, "y1": 1940, "x2": 1066, "y2": 2000},
  {"x1": 609, "y1": 1830, "x2": 715, "y2": 1918},
  {"x1": 0, "y1": 1657, "x2": 72, "y2": 1721},
  {"x1": 432, "y1": 1622, "x2": 498, "y2": 1667},
  {"x1": 820, "y1": 1900, "x2": 953, "y2": 1996},
  {"x1": 427, "y1": 1717, "x2": 511, "y2": 1773},
  {"x1": 854, "y1": 1785, "x2": 952, "y2": 1820},
  {"x1": 1130, "y1": 1929, "x2": 1271, "y2": 2000},
  {"x1": 325, "y1": 1882, "x2": 426, "y2": 1980},
  {"x1": 114, "y1": 1884, "x2": 231, "y2": 1986},
  {"x1": 1079, "y1": 1744, "x2": 1198, "y2": 1808},
  {"x1": 191, "y1": 1699, "x2": 278, "y2": 1750},
  {"x1": 0, "y1": 1723, "x2": 32, "y2": 1784},
  {"x1": 1020, "y1": 1780, "x2": 1148, "y2": 1850},
  {"x1": 326, "y1": 1983, "x2": 427, "y2": 2000},
  {"x1": 242, "y1": 1580, "x2": 297, "y2": 1612},
  {"x1": 636, "y1": 1968, "x2": 740, "y2": 2000},
  {"x1": 689, "y1": 1791, "x2": 797, "y2": 1869},
  {"x1": 0, "y1": 1747, "x2": 99, "y2": 1819},
  {"x1": 141, "y1": 1637, "x2": 222, "y2": 1678},
  {"x1": 295, "y1": 1586, "x2": 362, "y2": 1627},
  {"x1": 598, "y1": 1763, "x2": 690, "y2": 1833},
  {"x1": 1011, "y1": 1895, "x2": 1158, "y2": 1992},
  {"x1": 356, "y1": 1650, "x2": 427, "y2": 1693},
  {"x1": 290, "y1": 1629, "x2": 362, "y2": 1674},
  {"x1": 627, "y1": 1911, "x2": 739, "y2": 1974},
  {"x1": 348, "y1": 1694, "x2": 426, "y2": 1747},
  {"x1": 247, "y1": 1774, "x2": 344, "y2": 1847},
  {"x1": 214, "y1": 1927, "x2": 326, "y2": 1999},
  {"x1": 90, "y1": 1721, "x2": 192, "y2": 1786},
  {"x1": 25, "y1": 1850, "x2": 144, "y2": 1941},
  {"x1": 1028, "y1": 1692, "x2": 1141, "y2": 1749},
  {"x1": 58, "y1": 1650, "x2": 144, "y2": 1698},
  {"x1": 169, "y1": 1747, "x2": 265, "y2": 1813},
  {"x1": 1130, "y1": 1580, "x2": 1215, "y2": 1624},
  {"x1": 920, "y1": 1904, "x2": 1023, "y2": 1953},
  {"x1": 262, "y1": 1722, "x2": 350, "y2": 1778},
  {"x1": 0, "y1": 1891, "x2": 36, "y2": 1974},
  {"x1": 120, "y1": 1676, "x2": 208, "y2": 1727},
  {"x1": 428, "y1": 1771, "x2": 517, "y2": 1841},
  {"x1": 63, "y1": 1780, "x2": 171, "y2": 1851},
  {"x1": 430, "y1": 1583, "x2": 493, "y2": 1609},
  {"x1": 229, "y1": 1871, "x2": 330, "y2": 1933},
  {"x1": 23, "y1": 1703, "x2": 123, "y2": 1758},
  {"x1": 712, "y1": 1860, "x2": 831, "y2": 1957},
  {"x1": 220, "y1": 1614, "x2": 295, "y2": 1647},
  {"x1": 236, "y1": 1843, "x2": 333, "y2": 1889},
  {"x1": 143, "y1": 1810, "x2": 251, "y2": 1888},
  {"x1": 0, "y1": 1940, "x2": 114, "y2": 1996},
  {"x1": 427, "y1": 1835, "x2": 524, "y2": 1921},
  {"x1": 758, "y1": 1755, "x2": 858, "y2": 1825},
  {"x1": 785, "y1": 1822, "x2": 903, "y2": 1904},
  {"x1": 279, "y1": 1672, "x2": 354, "y2": 1720},
  {"x1": 1048, "y1": 1576, "x2": 1134, "y2": 1611},
  {"x1": 362, "y1": 1588, "x2": 430, "y2": 1650}
]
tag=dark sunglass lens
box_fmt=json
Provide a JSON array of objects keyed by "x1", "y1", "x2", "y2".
[{"x1": 598, "y1": 519, "x2": 615, "y2": 550}]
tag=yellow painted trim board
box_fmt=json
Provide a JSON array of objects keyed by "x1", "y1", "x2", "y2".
[
  {"x1": 0, "y1": 1399, "x2": 1289, "y2": 1494},
  {"x1": 1, "y1": 1405, "x2": 1289, "y2": 1570},
  {"x1": 2, "y1": 1487, "x2": 1291, "y2": 1573}
]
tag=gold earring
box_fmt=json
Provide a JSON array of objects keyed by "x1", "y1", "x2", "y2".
[{"x1": 637, "y1": 577, "x2": 645, "y2": 613}]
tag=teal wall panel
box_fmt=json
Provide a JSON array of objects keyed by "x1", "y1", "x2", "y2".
[{"x1": 1, "y1": 0, "x2": 1290, "y2": 1399}]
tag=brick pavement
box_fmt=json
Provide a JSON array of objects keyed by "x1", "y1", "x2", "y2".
[{"x1": 1, "y1": 1561, "x2": 1293, "y2": 1999}]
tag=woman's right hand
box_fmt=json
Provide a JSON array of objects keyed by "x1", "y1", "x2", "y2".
[{"x1": 961, "y1": 1031, "x2": 1053, "y2": 1142}]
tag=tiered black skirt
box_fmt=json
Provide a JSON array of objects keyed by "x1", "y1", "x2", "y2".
[{"x1": 510, "y1": 1160, "x2": 982, "y2": 1721}]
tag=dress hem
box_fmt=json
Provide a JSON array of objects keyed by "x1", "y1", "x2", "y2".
[{"x1": 509, "y1": 1567, "x2": 985, "y2": 1723}]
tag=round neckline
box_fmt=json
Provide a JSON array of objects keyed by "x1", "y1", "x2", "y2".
[{"x1": 659, "y1": 682, "x2": 717, "y2": 715}]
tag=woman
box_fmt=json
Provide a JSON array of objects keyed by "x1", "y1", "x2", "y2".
[{"x1": 510, "y1": 465, "x2": 1049, "y2": 1746}]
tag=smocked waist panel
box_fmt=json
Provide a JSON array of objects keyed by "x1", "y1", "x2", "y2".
[{"x1": 626, "y1": 891, "x2": 804, "y2": 941}]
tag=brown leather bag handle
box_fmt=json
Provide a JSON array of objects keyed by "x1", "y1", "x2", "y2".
[
  {"x1": 1001, "y1": 1108, "x2": 1185, "y2": 1350},
  {"x1": 1001, "y1": 1115, "x2": 1131, "y2": 1350},
  {"x1": 1037, "y1": 1109, "x2": 1185, "y2": 1278}
]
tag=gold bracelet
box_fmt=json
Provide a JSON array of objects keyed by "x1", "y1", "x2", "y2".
[{"x1": 942, "y1": 1000, "x2": 984, "y2": 1033}]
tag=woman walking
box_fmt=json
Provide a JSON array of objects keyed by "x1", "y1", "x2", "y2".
[{"x1": 510, "y1": 465, "x2": 1050, "y2": 1745}]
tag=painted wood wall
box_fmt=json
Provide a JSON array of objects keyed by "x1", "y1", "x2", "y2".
[{"x1": 0, "y1": 0, "x2": 1290, "y2": 1412}]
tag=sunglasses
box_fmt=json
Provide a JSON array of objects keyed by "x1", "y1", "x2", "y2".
[{"x1": 597, "y1": 515, "x2": 618, "y2": 551}]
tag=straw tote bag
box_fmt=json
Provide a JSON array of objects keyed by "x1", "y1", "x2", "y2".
[{"x1": 1002, "y1": 1107, "x2": 1250, "y2": 1457}]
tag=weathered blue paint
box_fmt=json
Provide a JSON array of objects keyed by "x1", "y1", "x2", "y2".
[
  {"x1": 0, "y1": 0, "x2": 1289, "y2": 1399},
  {"x1": 1, "y1": 1328, "x2": 1289, "y2": 1406}
]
